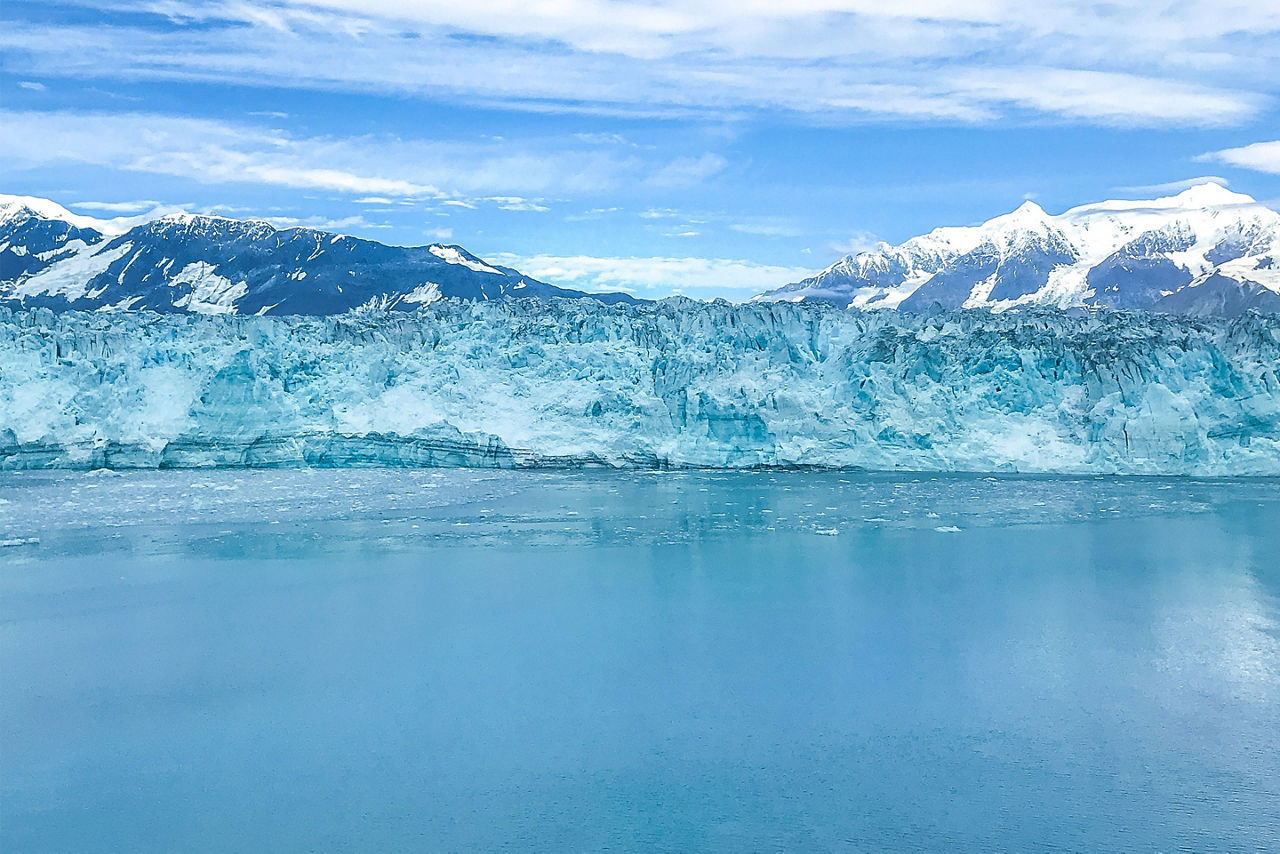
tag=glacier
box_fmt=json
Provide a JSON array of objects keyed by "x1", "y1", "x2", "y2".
[{"x1": 2, "y1": 300, "x2": 1279, "y2": 475}]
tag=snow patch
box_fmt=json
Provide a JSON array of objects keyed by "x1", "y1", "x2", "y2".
[
  {"x1": 429, "y1": 245, "x2": 503, "y2": 275},
  {"x1": 169, "y1": 262, "x2": 248, "y2": 314},
  {"x1": 15, "y1": 242, "x2": 133, "y2": 301}
]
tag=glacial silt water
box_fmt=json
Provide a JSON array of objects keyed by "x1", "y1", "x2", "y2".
[{"x1": 2, "y1": 469, "x2": 1279, "y2": 851}]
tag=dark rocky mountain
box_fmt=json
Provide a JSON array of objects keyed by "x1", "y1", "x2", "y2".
[{"x1": 0, "y1": 195, "x2": 636, "y2": 314}]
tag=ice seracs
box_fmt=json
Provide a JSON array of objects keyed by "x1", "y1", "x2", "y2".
[
  {"x1": 754, "y1": 183, "x2": 1280, "y2": 316},
  {"x1": 2, "y1": 300, "x2": 1280, "y2": 476}
]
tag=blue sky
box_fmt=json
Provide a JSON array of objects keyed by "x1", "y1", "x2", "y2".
[{"x1": 3, "y1": 0, "x2": 1280, "y2": 299}]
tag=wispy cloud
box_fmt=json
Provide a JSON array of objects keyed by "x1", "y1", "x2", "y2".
[
  {"x1": 2, "y1": 1, "x2": 1274, "y2": 126},
  {"x1": 1200, "y1": 141, "x2": 1280, "y2": 175},
  {"x1": 0, "y1": 109, "x2": 722, "y2": 201},
  {"x1": 648, "y1": 154, "x2": 728, "y2": 187},
  {"x1": 70, "y1": 198, "x2": 163, "y2": 213},
  {"x1": 1112, "y1": 176, "x2": 1231, "y2": 195},
  {"x1": 829, "y1": 231, "x2": 882, "y2": 256},
  {"x1": 492, "y1": 252, "x2": 814, "y2": 298},
  {"x1": 258, "y1": 214, "x2": 385, "y2": 231},
  {"x1": 487, "y1": 196, "x2": 550, "y2": 212},
  {"x1": 573, "y1": 132, "x2": 635, "y2": 146},
  {"x1": 730, "y1": 221, "x2": 804, "y2": 238},
  {"x1": 948, "y1": 67, "x2": 1261, "y2": 126},
  {"x1": 17, "y1": 81, "x2": 47, "y2": 91}
]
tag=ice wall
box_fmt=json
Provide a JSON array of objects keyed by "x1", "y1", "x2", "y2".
[{"x1": 2, "y1": 300, "x2": 1279, "y2": 474}]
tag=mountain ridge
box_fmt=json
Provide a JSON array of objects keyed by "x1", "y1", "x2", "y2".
[
  {"x1": 753, "y1": 183, "x2": 1280, "y2": 316},
  {"x1": 6, "y1": 186, "x2": 1280, "y2": 318},
  {"x1": 0, "y1": 194, "x2": 638, "y2": 314}
]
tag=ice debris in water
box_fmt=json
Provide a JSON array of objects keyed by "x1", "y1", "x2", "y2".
[{"x1": 1, "y1": 299, "x2": 1279, "y2": 475}]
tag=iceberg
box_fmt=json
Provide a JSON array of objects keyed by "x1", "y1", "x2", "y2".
[{"x1": 1, "y1": 299, "x2": 1279, "y2": 475}]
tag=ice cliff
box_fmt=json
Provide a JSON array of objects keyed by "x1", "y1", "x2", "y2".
[{"x1": 2, "y1": 300, "x2": 1279, "y2": 475}]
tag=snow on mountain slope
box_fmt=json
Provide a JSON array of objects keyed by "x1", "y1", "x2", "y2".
[
  {"x1": 755, "y1": 184, "x2": 1280, "y2": 316},
  {"x1": 0, "y1": 193, "x2": 130, "y2": 235},
  {"x1": 0, "y1": 196, "x2": 637, "y2": 314}
]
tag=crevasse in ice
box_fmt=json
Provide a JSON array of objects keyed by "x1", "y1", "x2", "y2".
[{"x1": 1, "y1": 299, "x2": 1278, "y2": 474}]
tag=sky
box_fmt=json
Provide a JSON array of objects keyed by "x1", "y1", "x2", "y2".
[{"x1": 3, "y1": 1, "x2": 1280, "y2": 299}]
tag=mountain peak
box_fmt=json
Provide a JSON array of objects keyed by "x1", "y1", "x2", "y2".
[
  {"x1": 753, "y1": 184, "x2": 1280, "y2": 314},
  {"x1": 990, "y1": 199, "x2": 1050, "y2": 226},
  {"x1": 155, "y1": 211, "x2": 264, "y2": 228},
  {"x1": 0, "y1": 193, "x2": 108, "y2": 233},
  {"x1": 1167, "y1": 182, "x2": 1255, "y2": 207},
  {"x1": 1, "y1": 191, "x2": 640, "y2": 313}
]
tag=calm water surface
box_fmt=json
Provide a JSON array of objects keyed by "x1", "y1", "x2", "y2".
[{"x1": 2, "y1": 470, "x2": 1279, "y2": 851}]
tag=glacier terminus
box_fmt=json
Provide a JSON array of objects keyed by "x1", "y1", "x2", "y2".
[{"x1": 2, "y1": 300, "x2": 1278, "y2": 476}]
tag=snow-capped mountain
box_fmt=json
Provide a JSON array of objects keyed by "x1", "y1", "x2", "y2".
[
  {"x1": 0, "y1": 194, "x2": 636, "y2": 314},
  {"x1": 754, "y1": 184, "x2": 1280, "y2": 316}
]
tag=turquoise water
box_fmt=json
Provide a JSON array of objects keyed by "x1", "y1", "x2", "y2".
[{"x1": 3, "y1": 470, "x2": 1279, "y2": 851}]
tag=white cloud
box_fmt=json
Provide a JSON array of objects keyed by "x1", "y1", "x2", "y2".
[
  {"x1": 70, "y1": 198, "x2": 163, "y2": 213},
  {"x1": 259, "y1": 214, "x2": 382, "y2": 230},
  {"x1": 648, "y1": 154, "x2": 728, "y2": 188},
  {"x1": 730, "y1": 222, "x2": 804, "y2": 237},
  {"x1": 18, "y1": 81, "x2": 47, "y2": 91},
  {"x1": 0, "y1": 109, "x2": 720, "y2": 201},
  {"x1": 486, "y1": 196, "x2": 550, "y2": 212},
  {"x1": 949, "y1": 67, "x2": 1260, "y2": 126},
  {"x1": 3, "y1": 1, "x2": 1273, "y2": 126},
  {"x1": 829, "y1": 231, "x2": 881, "y2": 256},
  {"x1": 1200, "y1": 141, "x2": 1280, "y2": 175},
  {"x1": 0, "y1": 109, "x2": 444, "y2": 197},
  {"x1": 563, "y1": 206, "x2": 622, "y2": 221},
  {"x1": 573, "y1": 132, "x2": 634, "y2": 145},
  {"x1": 1112, "y1": 176, "x2": 1231, "y2": 195},
  {"x1": 491, "y1": 252, "x2": 814, "y2": 298}
]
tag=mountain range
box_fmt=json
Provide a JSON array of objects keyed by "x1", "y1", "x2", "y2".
[
  {"x1": 0, "y1": 194, "x2": 635, "y2": 315},
  {"x1": 753, "y1": 183, "x2": 1280, "y2": 316},
  {"x1": 5, "y1": 185, "x2": 1280, "y2": 317}
]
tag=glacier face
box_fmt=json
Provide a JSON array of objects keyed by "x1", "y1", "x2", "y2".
[
  {"x1": 2, "y1": 300, "x2": 1279, "y2": 475},
  {"x1": 0, "y1": 195, "x2": 637, "y2": 314},
  {"x1": 756, "y1": 184, "x2": 1280, "y2": 316}
]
